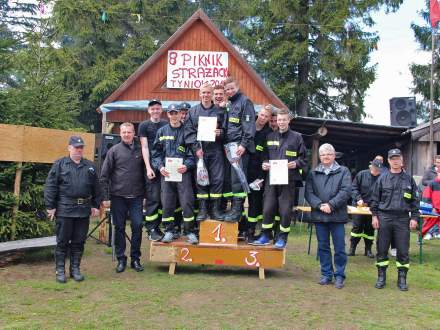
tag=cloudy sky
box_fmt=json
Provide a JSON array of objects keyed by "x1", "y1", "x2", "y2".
[{"x1": 363, "y1": 1, "x2": 431, "y2": 125}]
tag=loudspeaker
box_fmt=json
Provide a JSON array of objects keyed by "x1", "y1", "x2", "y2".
[
  {"x1": 389, "y1": 97, "x2": 417, "y2": 127},
  {"x1": 95, "y1": 134, "x2": 121, "y2": 171}
]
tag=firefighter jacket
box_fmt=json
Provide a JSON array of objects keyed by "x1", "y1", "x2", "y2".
[
  {"x1": 352, "y1": 169, "x2": 380, "y2": 205},
  {"x1": 100, "y1": 139, "x2": 145, "y2": 199},
  {"x1": 44, "y1": 157, "x2": 101, "y2": 217},
  {"x1": 152, "y1": 123, "x2": 196, "y2": 171},
  {"x1": 184, "y1": 103, "x2": 224, "y2": 154},
  {"x1": 263, "y1": 129, "x2": 307, "y2": 182},
  {"x1": 370, "y1": 170, "x2": 420, "y2": 218},
  {"x1": 224, "y1": 91, "x2": 256, "y2": 153},
  {"x1": 248, "y1": 123, "x2": 272, "y2": 181}
]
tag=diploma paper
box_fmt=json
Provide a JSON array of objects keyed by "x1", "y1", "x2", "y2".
[
  {"x1": 269, "y1": 159, "x2": 288, "y2": 185},
  {"x1": 165, "y1": 157, "x2": 183, "y2": 182},
  {"x1": 197, "y1": 116, "x2": 217, "y2": 142}
]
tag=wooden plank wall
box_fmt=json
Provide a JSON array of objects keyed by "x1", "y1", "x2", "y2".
[
  {"x1": 0, "y1": 124, "x2": 95, "y2": 163},
  {"x1": 108, "y1": 20, "x2": 280, "y2": 123}
]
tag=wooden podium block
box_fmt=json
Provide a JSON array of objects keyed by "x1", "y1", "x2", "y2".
[
  {"x1": 198, "y1": 219, "x2": 238, "y2": 246},
  {"x1": 150, "y1": 239, "x2": 286, "y2": 279}
]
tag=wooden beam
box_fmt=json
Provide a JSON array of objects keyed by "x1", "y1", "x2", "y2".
[
  {"x1": 259, "y1": 267, "x2": 265, "y2": 280},
  {"x1": 11, "y1": 162, "x2": 22, "y2": 240},
  {"x1": 169, "y1": 262, "x2": 176, "y2": 275}
]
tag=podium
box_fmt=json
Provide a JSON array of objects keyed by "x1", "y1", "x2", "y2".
[{"x1": 149, "y1": 220, "x2": 286, "y2": 279}]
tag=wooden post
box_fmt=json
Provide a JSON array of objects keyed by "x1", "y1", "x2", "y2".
[
  {"x1": 259, "y1": 267, "x2": 265, "y2": 280},
  {"x1": 11, "y1": 162, "x2": 23, "y2": 240},
  {"x1": 311, "y1": 138, "x2": 320, "y2": 169},
  {"x1": 169, "y1": 262, "x2": 176, "y2": 275}
]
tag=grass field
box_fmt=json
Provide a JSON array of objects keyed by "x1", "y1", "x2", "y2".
[{"x1": 1, "y1": 222, "x2": 440, "y2": 330}]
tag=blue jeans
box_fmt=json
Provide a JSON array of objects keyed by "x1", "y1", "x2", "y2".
[
  {"x1": 111, "y1": 196, "x2": 143, "y2": 261},
  {"x1": 315, "y1": 222, "x2": 347, "y2": 280}
]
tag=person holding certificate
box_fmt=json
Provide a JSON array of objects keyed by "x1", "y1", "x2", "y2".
[
  {"x1": 251, "y1": 109, "x2": 307, "y2": 249},
  {"x1": 152, "y1": 104, "x2": 198, "y2": 244},
  {"x1": 184, "y1": 83, "x2": 226, "y2": 221}
]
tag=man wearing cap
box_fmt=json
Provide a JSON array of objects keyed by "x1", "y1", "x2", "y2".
[
  {"x1": 178, "y1": 102, "x2": 191, "y2": 123},
  {"x1": 370, "y1": 148, "x2": 419, "y2": 291},
  {"x1": 152, "y1": 104, "x2": 198, "y2": 244},
  {"x1": 44, "y1": 136, "x2": 101, "y2": 283},
  {"x1": 184, "y1": 83, "x2": 226, "y2": 221},
  {"x1": 101, "y1": 122, "x2": 145, "y2": 273},
  {"x1": 138, "y1": 100, "x2": 168, "y2": 241},
  {"x1": 349, "y1": 159, "x2": 383, "y2": 258}
]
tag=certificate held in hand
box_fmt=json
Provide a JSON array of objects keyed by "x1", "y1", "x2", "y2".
[
  {"x1": 165, "y1": 157, "x2": 183, "y2": 182},
  {"x1": 197, "y1": 116, "x2": 217, "y2": 142},
  {"x1": 269, "y1": 159, "x2": 288, "y2": 185}
]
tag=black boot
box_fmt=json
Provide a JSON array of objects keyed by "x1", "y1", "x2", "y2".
[
  {"x1": 375, "y1": 267, "x2": 386, "y2": 289},
  {"x1": 210, "y1": 199, "x2": 225, "y2": 221},
  {"x1": 116, "y1": 257, "x2": 127, "y2": 273},
  {"x1": 397, "y1": 269, "x2": 408, "y2": 291},
  {"x1": 196, "y1": 199, "x2": 209, "y2": 221},
  {"x1": 348, "y1": 242, "x2": 357, "y2": 256},
  {"x1": 365, "y1": 245, "x2": 374, "y2": 258},
  {"x1": 223, "y1": 198, "x2": 243, "y2": 223},
  {"x1": 55, "y1": 250, "x2": 67, "y2": 283},
  {"x1": 70, "y1": 250, "x2": 85, "y2": 282},
  {"x1": 245, "y1": 223, "x2": 256, "y2": 243}
]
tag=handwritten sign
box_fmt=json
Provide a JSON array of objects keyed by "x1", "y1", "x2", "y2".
[{"x1": 167, "y1": 50, "x2": 229, "y2": 89}]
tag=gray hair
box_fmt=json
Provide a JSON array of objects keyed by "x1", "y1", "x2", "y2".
[{"x1": 319, "y1": 143, "x2": 335, "y2": 155}]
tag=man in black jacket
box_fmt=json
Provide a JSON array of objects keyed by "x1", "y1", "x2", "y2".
[
  {"x1": 44, "y1": 136, "x2": 101, "y2": 283},
  {"x1": 223, "y1": 76, "x2": 256, "y2": 222},
  {"x1": 100, "y1": 122, "x2": 145, "y2": 273},
  {"x1": 349, "y1": 159, "x2": 383, "y2": 258},
  {"x1": 305, "y1": 143, "x2": 352, "y2": 289},
  {"x1": 184, "y1": 83, "x2": 225, "y2": 221},
  {"x1": 251, "y1": 109, "x2": 307, "y2": 248},
  {"x1": 138, "y1": 100, "x2": 168, "y2": 241},
  {"x1": 370, "y1": 148, "x2": 419, "y2": 291},
  {"x1": 152, "y1": 104, "x2": 198, "y2": 244},
  {"x1": 422, "y1": 155, "x2": 440, "y2": 187}
]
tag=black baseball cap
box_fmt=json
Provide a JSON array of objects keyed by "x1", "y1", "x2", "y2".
[
  {"x1": 69, "y1": 136, "x2": 85, "y2": 147},
  {"x1": 370, "y1": 159, "x2": 383, "y2": 168},
  {"x1": 148, "y1": 99, "x2": 162, "y2": 107},
  {"x1": 388, "y1": 148, "x2": 402, "y2": 158},
  {"x1": 179, "y1": 102, "x2": 191, "y2": 110},
  {"x1": 167, "y1": 103, "x2": 181, "y2": 113}
]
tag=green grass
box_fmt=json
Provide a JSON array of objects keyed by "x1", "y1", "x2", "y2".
[{"x1": 1, "y1": 224, "x2": 440, "y2": 330}]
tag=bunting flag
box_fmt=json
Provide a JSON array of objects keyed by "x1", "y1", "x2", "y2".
[{"x1": 430, "y1": 0, "x2": 440, "y2": 28}]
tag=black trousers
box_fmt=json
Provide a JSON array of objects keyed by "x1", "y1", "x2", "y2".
[
  {"x1": 197, "y1": 150, "x2": 224, "y2": 200},
  {"x1": 161, "y1": 173, "x2": 195, "y2": 234},
  {"x1": 262, "y1": 181, "x2": 296, "y2": 239},
  {"x1": 55, "y1": 216, "x2": 89, "y2": 255},
  {"x1": 247, "y1": 188, "x2": 264, "y2": 225},
  {"x1": 111, "y1": 196, "x2": 143, "y2": 261},
  {"x1": 376, "y1": 212, "x2": 410, "y2": 270},
  {"x1": 229, "y1": 153, "x2": 249, "y2": 198},
  {"x1": 144, "y1": 176, "x2": 162, "y2": 232},
  {"x1": 350, "y1": 214, "x2": 374, "y2": 248}
]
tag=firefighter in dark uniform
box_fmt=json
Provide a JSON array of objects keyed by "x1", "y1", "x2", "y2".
[
  {"x1": 251, "y1": 109, "x2": 307, "y2": 248},
  {"x1": 370, "y1": 148, "x2": 419, "y2": 291},
  {"x1": 184, "y1": 83, "x2": 225, "y2": 221},
  {"x1": 44, "y1": 136, "x2": 101, "y2": 283},
  {"x1": 223, "y1": 76, "x2": 256, "y2": 222},
  {"x1": 152, "y1": 104, "x2": 198, "y2": 244},
  {"x1": 179, "y1": 102, "x2": 191, "y2": 123},
  {"x1": 349, "y1": 159, "x2": 383, "y2": 258},
  {"x1": 245, "y1": 105, "x2": 272, "y2": 241},
  {"x1": 138, "y1": 99, "x2": 168, "y2": 241}
]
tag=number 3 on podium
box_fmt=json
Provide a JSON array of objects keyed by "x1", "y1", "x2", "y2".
[{"x1": 245, "y1": 251, "x2": 260, "y2": 267}]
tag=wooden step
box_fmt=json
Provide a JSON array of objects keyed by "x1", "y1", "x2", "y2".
[{"x1": 199, "y1": 219, "x2": 238, "y2": 245}]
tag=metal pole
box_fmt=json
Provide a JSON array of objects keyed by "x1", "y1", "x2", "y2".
[{"x1": 429, "y1": 31, "x2": 436, "y2": 165}]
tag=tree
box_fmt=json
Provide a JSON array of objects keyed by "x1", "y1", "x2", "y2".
[{"x1": 410, "y1": 0, "x2": 440, "y2": 122}]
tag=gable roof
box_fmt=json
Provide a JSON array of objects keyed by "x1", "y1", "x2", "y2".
[{"x1": 98, "y1": 9, "x2": 287, "y2": 112}]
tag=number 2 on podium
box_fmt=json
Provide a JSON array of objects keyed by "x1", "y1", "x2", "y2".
[
  {"x1": 180, "y1": 248, "x2": 192, "y2": 262},
  {"x1": 212, "y1": 223, "x2": 226, "y2": 243}
]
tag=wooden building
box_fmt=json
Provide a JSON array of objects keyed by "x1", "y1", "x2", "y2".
[{"x1": 98, "y1": 9, "x2": 286, "y2": 133}]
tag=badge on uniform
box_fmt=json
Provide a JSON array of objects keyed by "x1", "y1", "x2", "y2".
[{"x1": 245, "y1": 115, "x2": 250, "y2": 122}]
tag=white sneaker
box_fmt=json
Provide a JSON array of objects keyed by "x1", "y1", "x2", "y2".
[
  {"x1": 424, "y1": 233, "x2": 433, "y2": 240},
  {"x1": 434, "y1": 233, "x2": 440, "y2": 239},
  {"x1": 390, "y1": 248, "x2": 397, "y2": 257}
]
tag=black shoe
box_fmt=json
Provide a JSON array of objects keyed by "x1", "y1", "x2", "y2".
[
  {"x1": 130, "y1": 260, "x2": 144, "y2": 272},
  {"x1": 365, "y1": 248, "x2": 374, "y2": 258},
  {"x1": 223, "y1": 198, "x2": 243, "y2": 223},
  {"x1": 397, "y1": 269, "x2": 408, "y2": 291},
  {"x1": 348, "y1": 244, "x2": 356, "y2": 256},
  {"x1": 196, "y1": 200, "x2": 209, "y2": 222},
  {"x1": 318, "y1": 276, "x2": 333, "y2": 285},
  {"x1": 116, "y1": 259, "x2": 127, "y2": 273},
  {"x1": 148, "y1": 228, "x2": 164, "y2": 242},
  {"x1": 334, "y1": 276, "x2": 345, "y2": 289},
  {"x1": 375, "y1": 267, "x2": 386, "y2": 289}
]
